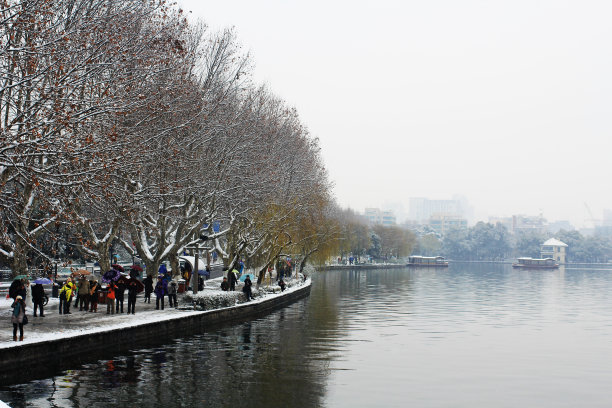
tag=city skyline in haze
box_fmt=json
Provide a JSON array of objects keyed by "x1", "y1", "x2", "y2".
[{"x1": 179, "y1": 0, "x2": 612, "y2": 229}]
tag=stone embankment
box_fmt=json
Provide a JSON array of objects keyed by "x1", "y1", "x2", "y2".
[{"x1": 0, "y1": 279, "x2": 311, "y2": 385}]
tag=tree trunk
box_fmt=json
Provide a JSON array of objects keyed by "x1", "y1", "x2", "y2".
[{"x1": 12, "y1": 235, "x2": 29, "y2": 277}]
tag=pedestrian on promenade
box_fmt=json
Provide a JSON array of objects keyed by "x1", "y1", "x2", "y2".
[
  {"x1": 32, "y1": 282, "x2": 45, "y2": 317},
  {"x1": 154, "y1": 276, "x2": 167, "y2": 310},
  {"x1": 24, "y1": 279, "x2": 33, "y2": 311},
  {"x1": 59, "y1": 278, "x2": 74, "y2": 314},
  {"x1": 78, "y1": 276, "x2": 90, "y2": 311},
  {"x1": 11, "y1": 295, "x2": 26, "y2": 341},
  {"x1": 279, "y1": 279, "x2": 286, "y2": 292},
  {"x1": 242, "y1": 275, "x2": 253, "y2": 301},
  {"x1": 228, "y1": 268, "x2": 238, "y2": 291},
  {"x1": 72, "y1": 279, "x2": 79, "y2": 309},
  {"x1": 167, "y1": 281, "x2": 177, "y2": 308},
  {"x1": 89, "y1": 280, "x2": 100, "y2": 312},
  {"x1": 127, "y1": 280, "x2": 138, "y2": 314},
  {"x1": 143, "y1": 275, "x2": 153, "y2": 303},
  {"x1": 221, "y1": 276, "x2": 229, "y2": 291},
  {"x1": 115, "y1": 281, "x2": 126, "y2": 313},
  {"x1": 106, "y1": 282, "x2": 116, "y2": 315}
]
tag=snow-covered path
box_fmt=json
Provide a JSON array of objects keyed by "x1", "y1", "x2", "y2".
[{"x1": 0, "y1": 277, "x2": 309, "y2": 349}]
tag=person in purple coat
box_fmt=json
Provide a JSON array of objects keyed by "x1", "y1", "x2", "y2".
[{"x1": 154, "y1": 276, "x2": 167, "y2": 310}]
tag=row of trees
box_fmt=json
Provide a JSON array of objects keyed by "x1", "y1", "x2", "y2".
[
  {"x1": 333, "y1": 209, "x2": 416, "y2": 262},
  {"x1": 414, "y1": 222, "x2": 612, "y2": 263},
  {"x1": 0, "y1": 0, "x2": 337, "y2": 282}
]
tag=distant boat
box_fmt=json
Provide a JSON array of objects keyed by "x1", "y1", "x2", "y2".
[
  {"x1": 512, "y1": 257, "x2": 559, "y2": 269},
  {"x1": 406, "y1": 256, "x2": 449, "y2": 267}
]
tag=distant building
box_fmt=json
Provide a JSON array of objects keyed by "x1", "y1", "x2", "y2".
[
  {"x1": 540, "y1": 238, "x2": 568, "y2": 264},
  {"x1": 428, "y1": 214, "x2": 468, "y2": 236},
  {"x1": 488, "y1": 216, "x2": 513, "y2": 232},
  {"x1": 512, "y1": 214, "x2": 547, "y2": 235},
  {"x1": 364, "y1": 208, "x2": 396, "y2": 226},
  {"x1": 547, "y1": 220, "x2": 573, "y2": 234},
  {"x1": 408, "y1": 198, "x2": 462, "y2": 223}
]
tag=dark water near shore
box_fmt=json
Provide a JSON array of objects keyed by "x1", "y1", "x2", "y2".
[{"x1": 3, "y1": 263, "x2": 612, "y2": 407}]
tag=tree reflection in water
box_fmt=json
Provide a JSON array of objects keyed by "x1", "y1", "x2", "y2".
[{"x1": 0, "y1": 273, "x2": 339, "y2": 408}]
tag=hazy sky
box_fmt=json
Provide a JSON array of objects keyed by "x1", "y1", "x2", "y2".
[{"x1": 179, "y1": 0, "x2": 612, "y2": 228}]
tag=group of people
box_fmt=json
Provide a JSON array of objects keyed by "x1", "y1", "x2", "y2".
[
  {"x1": 141, "y1": 275, "x2": 179, "y2": 310},
  {"x1": 220, "y1": 267, "x2": 255, "y2": 301},
  {"x1": 58, "y1": 276, "x2": 103, "y2": 314}
]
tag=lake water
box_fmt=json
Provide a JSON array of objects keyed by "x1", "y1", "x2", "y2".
[{"x1": 2, "y1": 263, "x2": 612, "y2": 407}]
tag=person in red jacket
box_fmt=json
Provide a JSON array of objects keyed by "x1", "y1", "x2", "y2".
[{"x1": 106, "y1": 282, "x2": 116, "y2": 315}]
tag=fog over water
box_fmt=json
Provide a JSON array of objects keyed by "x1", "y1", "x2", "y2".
[
  {"x1": 180, "y1": 0, "x2": 612, "y2": 227},
  {"x1": 3, "y1": 265, "x2": 612, "y2": 407}
]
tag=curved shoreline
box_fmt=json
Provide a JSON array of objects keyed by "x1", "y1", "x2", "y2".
[{"x1": 0, "y1": 280, "x2": 311, "y2": 385}]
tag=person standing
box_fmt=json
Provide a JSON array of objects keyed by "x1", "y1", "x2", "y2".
[
  {"x1": 24, "y1": 279, "x2": 33, "y2": 311},
  {"x1": 154, "y1": 276, "x2": 167, "y2": 310},
  {"x1": 167, "y1": 281, "x2": 177, "y2": 308},
  {"x1": 228, "y1": 268, "x2": 238, "y2": 291},
  {"x1": 11, "y1": 295, "x2": 26, "y2": 341},
  {"x1": 143, "y1": 275, "x2": 153, "y2": 303},
  {"x1": 106, "y1": 282, "x2": 116, "y2": 314},
  {"x1": 32, "y1": 283, "x2": 45, "y2": 317},
  {"x1": 115, "y1": 281, "x2": 126, "y2": 313},
  {"x1": 89, "y1": 280, "x2": 100, "y2": 313},
  {"x1": 78, "y1": 276, "x2": 90, "y2": 312},
  {"x1": 58, "y1": 281, "x2": 66, "y2": 315},
  {"x1": 242, "y1": 275, "x2": 253, "y2": 301},
  {"x1": 60, "y1": 278, "x2": 74, "y2": 314},
  {"x1": 127, "y1": 280, "x2": 138, "y2": 314}
]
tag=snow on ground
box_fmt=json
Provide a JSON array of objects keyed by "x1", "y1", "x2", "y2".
[{"x1": 0, "y1": 277, "x2": 310, "y2": 349}]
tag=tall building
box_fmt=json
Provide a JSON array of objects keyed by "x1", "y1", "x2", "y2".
[
  {"x1": 364, "y1": 208, "x2": 396, "y2": 226},
  {"x1": 512, "y1": 214, "x2": 547, "y2": 235},
  {"x1": 408, "y1": 198, "x2": 462, "y2": 223},
  {"x1": 428, "y1": 214, "x2": 468, "y2": 235}
]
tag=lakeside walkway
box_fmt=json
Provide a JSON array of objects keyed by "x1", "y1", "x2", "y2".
[
  {"x1": 0, "y1": 277, "x2": 309, "y2": 349},
  {"x1": 0, "y1": 292, "x2": 192, "y2": 346}
]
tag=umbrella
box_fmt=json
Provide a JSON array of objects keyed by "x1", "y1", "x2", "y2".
[
  {"x1": 111, "y1": 264, "x2": 124, "y2": 272},
  {"x1": 13, "y1": 275, "x2": 28, "y2": 281},
  {"x1": 33, "y1": 278, "x2": 53, "y2": 284},
  {"x1": 197, "y1": 268, "x2": 210, "y2": 276},
  {"x1": 130, "y1": 265, "x2": 143, "y2": 272},
  {"x1": 76, "y1": 269, "x2": 91, "y2": 275},
  {"x1": 239, "y1": 273, "x2": 255, "y2": 282},
  {"x1": 102, "y1": 269, "x2": 121, "y2": 283}
]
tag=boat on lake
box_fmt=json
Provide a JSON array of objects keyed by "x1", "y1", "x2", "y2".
[
  {"x1": 512, "y1": 257, "x2": 559, "y2": 269},
  {"x1": 406, "y1": 256, "x2": 449, "y2": 267}
]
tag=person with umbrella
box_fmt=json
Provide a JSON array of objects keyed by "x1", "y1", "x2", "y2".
[
  {"x1": 77, "y1": 275, "x2": 90, "y2": 312},
  {"x1": 32, "y1": 281, "x2": 47, "y2": 317},
  {"x1": 228, "y1": 267, "x2": 238, "y2": 291}
]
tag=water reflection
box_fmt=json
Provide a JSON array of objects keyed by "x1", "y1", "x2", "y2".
[{"x1": 4, "y1": 264, "x2": 612, "y2": 407}]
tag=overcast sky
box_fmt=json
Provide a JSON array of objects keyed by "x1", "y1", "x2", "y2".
[{"x1": 179, "y1": 0, "x2": 612, "y2": 228}]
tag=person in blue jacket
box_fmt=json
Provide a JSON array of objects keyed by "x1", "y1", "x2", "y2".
[{"x1": 154, "y1": 276, "x2": 168, "y2": 310}]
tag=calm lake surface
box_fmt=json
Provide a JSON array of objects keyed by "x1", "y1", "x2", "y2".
[{"x1": 3, "y1": 263, "x2": 612, "y2": 407}]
